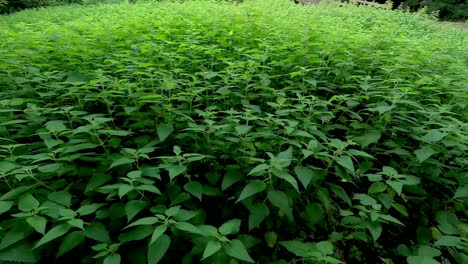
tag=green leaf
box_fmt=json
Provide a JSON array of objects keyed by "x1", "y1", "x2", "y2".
[
  {"x1": 173, "y1": 209, "x2": 199, "y2": 222},
  {"x1": 434, "y1": 236, "x2": 465, "y2": 249},
  {"x1": 34, "y1": 224, "x2": 71, "y2": 248},
  {"x1": 164, "y1": 206, "x2": 181, "y2": 217},
  {"x1": 329, "y1": 184, "x2": 352, "y2": 205},
  {"x1": 104, "y1": 254, "x2": 121, "y2": 264},
  {"x1": 136, "y1": 185, "x2": 161, "y2": 195},
  {"x1": 294, "y1": 166, "x2": 323, "y2": 189},
  {"x1": 386, "y1": 180, "x2": 403, "y2": 196},
  {"x1": 420, "y1": 130, "x2": 446, "y2": 142},
  {"x1": 18, "y1": 193, "x2": 40, "y2": 211},
  {"x1": 218, "y1": 219, "x2": 241, "y2": 235},
  {"x1": 48, "y1": 191, "x2": 72, "y2": 207},
  {"x1": 274, "y1": 171, "x2": 299, "y2": 192},
  {"x1": 221, "y1": 167, "x2": 243, "y2": 190},
  {"x1": 167, "y1": 165, "x2": 187, "y2": 180},
  {"x1": 367, "y1": 221, "x2": 382, "y2": 242},
  {"x1": 26, "y1": 216, "x2": 47, "y2": 234},
  {"x1": 353, "y1": 131, "x2": 381, "y2": 147},
  {"x1": 202, "y1": 240, "x2": 222, "y2": 260},
  {"x1": 184, "y1": 181, "x2": 203, "y2": 201},
  {"x1": 38, "y1": 163, "x2": 62, "y2": 173},
  {"x1": 379, "y1": 214, "x2": 405, "y2": 226},
  {"x1": 0, "y1": 242, "x2": 37, "y2": 262},
  {"x1": 368, "y1": 182, "x2": 387, "y2": 194},
  {"x1": 109, "y1": 157, "x2": 134, "y2": 169},
  {"x1": 118, "y1": 184, "x2": 134, "y2": 199},
  {"x1": 125, "y1": 200, "x2": 147, "y2": 222},
  {"x1": 147, "y1": 234, "x2": 171, "y2": 264},
  {"x1": 67, "y1": 219, "x2": 84, "y2": 230},
  {"x1": 150, "y1": 225, "x2": 168, "y2": 245},
  {"x1": 77, "y1": 203, "x2": 105, "y2": 216},
  {"x1": 0, "y1": 201, "x2": 14, "y2": 215},
  {"x1": 407, "y1": 256, "x2": 441, "y2": 264},
  {"x1": 453, "y1": 186, "x2": 468, "y2": 199},
  {"x1": 45, "y1": 120, "x2": 67, "y2": 133},
  {"x1": 83, "y1": 222, "x2": 111, "y2": 243},
  {"x1": 236, "y1": 180, "x2": 266, "y2": 203},
  {"x1": 279, "y1": 240, "x2": 313, "y2": 257},
  {"x1": 417, "y1": 245, "x2": 441, "y2": 257},
  {"x1": 353, "y1": 194, "x2": 377, "y2": 206},
  {"x1": 300, "y1": 203, "x2": 324, "y2": 225},
  {"x1": 392, "y1": 203, "x2": 409, "y2": 217},
  {"x1": 157, "y1": 124, "x2": 174, "y2": 142},
  {"x1": 118, "y1": 226, "x2": 153, "y2": 243},
  {"x1": 225, "y1": 239, "x2": 254, "y2": 263},
  {"x1": 264, "y1": 232, "x2": 278, "y2": 248},
  {"x1": 316, "y1": 241, "x2": 334, "y2": 255},
  {"x1": 248, "y1": 203, "x2": 269, "y2": 230},
  {"x1": 267, "y1": 191, "x2": 293, "y2": 221},
  {"x1": 414, "y1": 146, "x2": 437, "y2": 163},
  {"x1": 0, "y1": 224, "x2": 34, "y2": 251},
  {"x1": 124, "y1": 217, "x2": 159, "y2": 229},
  {"x1": 57, "y1": 231, "x2": 85, "y2": 257},
  {"x1": 247, "y1": 164, "x2": 269, "y2": 176},
  {"x1": 174, "y1": 222, "x2": 204, "y2": 236},
  {"x1": 334, "y1": 156, "x2": 354, "y2": 174}
]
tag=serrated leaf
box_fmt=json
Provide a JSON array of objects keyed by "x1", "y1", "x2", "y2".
[
  {"x1": 236, "y1": 180, "x2": 266, "y2": 203},
  {"x1": 125, "y1": 200, "x2": 147, "y2": 222},
  {"x1": 67, "y1": 219, "x2": 84, "y2": 230},
  {"x1": 184, "y1": 181, "x2": 203, "y2": 201},
  {"x1": 118, "y1": 226, "x2": 153, "y2": 243},
  {"x1": 225, "y1": 239, "x2": 254, "y2": 263},
  {"x1": 48, "y1": 191, "x2": 72, "y2": 207},
  {"x1": 414, "y1": 146, "x2": 437, "y2": 163},
  {"x1": 109, "y1": 157, "x2": 134, "y2": 169},
  {"x1": 0, "y1": 185, "x2": 34, "y2": 201},
  {"x1": 118, "y1": 184, "x2": 134, "y2": 199},
  {"x1": 157, "y1": 124, "x2": 174, "y2": 142},
  {"x1": 150, "y1": 225, "x2": 168, "y2": 245},
  {"x1": 167, "y1": 165, "x2": 187, "y2": 180},
  {"x1": 279, "y1": 240, "x2": 313, "y2": 257},
  {"x1": 417, "y1": 245, "x2": 441, "y2": 257},
  {"x1": 136, "y1": 185, "x2": 161, "y2": 195},
  {"x1": 294, "y1": 166, "x2": 323, "y2": 189},
  {"x1": 0, "y1": 224, "x2": 34, "y2": 251},
  {"x1": 218, "y1": 219, "x2": 241, "y2": 235},
  {"x1": 248, "y1": 164, "x2": 270, "y2": 176},
  {"x1": 0, "y1": 201, "x2": 14, "y2": 215},
  {"x1": 38, "y1": 163, "x2": 62, "y2": 173},
  {"x1": 45, "y1": 120, "x2": 67, "y2": 132},
  {"x1": 202, "y1": 240, "x2": 222, "y2": 260},
  {"x1": 379, "y1": 214, "x2": 405, "y2": 226},
  {"x1": 221, "y1": 168, "x2": 243, "y2": 191},
  {"x1": 386, "y1": 180, "x2": 403, "y2": 196},
  {"x1": 34, "y1": 224, "x2": 71, "y2": 248},
  {"x1": 173, "y1": 209, "x2": 198, "y2": 222},
  {"x1": 274, "y1": 171, "x2": 299, "y2": 192},
  {"x1": 367, "y1": 221, "x2": 382, "y2": 242},
  {"x1": 26, "y1": 216, "x2": 47, "y2": 234},
  {"x1": 0, "y1": 242, "x2": 37, "y2": 262},
  {"x1": 147, "y1": 234, "x2": 171, "y2": 264},
  {"x1": 18, "y1": 193, "x2": 40, "y2": 212},
  {"x1": 77, "y1": 203, "x2": 105, "y2": 216},
  {"x1": 104, "y1": 254, "x2": 121, "y2": 264},
  {"x1": 407, "y1": 256, "x2": 440, "y2": 264},
  {"x1": 420, "y1": 130, "x2": 446, "y2": 143},
  {"x1": 174, "y1": 222, "x2": 204, "y2": 236},
  {"x1": 334, "y1": 156, "x2": 354, "y2": 174},
  {"x1": 248, "y1": 203, "x2": 269, "y2": 230},
  {"x1": 267, "y1": 191, "x2": 293, "y2": 221},
  {"x1": 316, "y1": 241, "x2": 334, "y2": 255},
  {"x1": 124, "y1": 217, "x2": 159, "y2": 229},
  {"x1": 57, "y1": 231, "x2": 85, "y2": 257},
  {"x1": 434, "y1": 235, "x2": 465, "y2": 248},
  {"x1": 392, "y1": 203, "x2": 409, "y2": 217},
  {"x1": 83, "y1": 222, "x2": 111, "y2": 243},
  {"x1": 329, "y1": 184, "x2": 352, "y2": 205},
  {"x1": 353, "y1": 193, "x2": 377, "y2": 206},
  {"x1": 353, "y1": 131, "x2": 381, "y2": 147},
  {"x1": 368, "y1": 182, "x2": 387, "y2": 194}
]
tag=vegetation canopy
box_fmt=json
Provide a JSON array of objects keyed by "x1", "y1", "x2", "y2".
[{"x1": 0, "y1": 1, "x2": 467, "y2": 263}]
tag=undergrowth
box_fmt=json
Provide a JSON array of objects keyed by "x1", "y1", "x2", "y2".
[{"x1": 0, "y1": 1, "x2": 467, "y2": 263}]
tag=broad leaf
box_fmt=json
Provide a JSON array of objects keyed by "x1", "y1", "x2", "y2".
[
  {"x1": 225, "y1": 239, "x2": 254, "y2": 263},
  {"x1": 267, "y1": 191, "x2": 293, "y2": 221},
  {"x1": 236, "y1": 180, "x2": 266, "y2": 203},
  {"x1": 34, "y1": 224, "x2": 71, "y2": 248},
  {"x1": 147, "y1": 234, "x2": 171, "y2": 264},
  {"x1": 202, "y1": 240, "x2": 222, "y2": 260}
]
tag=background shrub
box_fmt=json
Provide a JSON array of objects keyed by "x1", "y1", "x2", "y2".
[{"x1": 0, "y1": 1, "x2": 467, "y2": 263}]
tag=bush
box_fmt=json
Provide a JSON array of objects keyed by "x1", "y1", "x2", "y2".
[{"x1": 0, "y1": 1, "x2": 467, "y2": 263}]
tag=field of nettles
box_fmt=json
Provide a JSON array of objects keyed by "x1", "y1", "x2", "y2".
[{"x1": 0, "y1": 0, "x2": 467, "y2": 263}]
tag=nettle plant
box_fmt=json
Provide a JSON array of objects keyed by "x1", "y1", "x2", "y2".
[{"x1": 0, "y1": 0, "x2": 467, "y2": 263}]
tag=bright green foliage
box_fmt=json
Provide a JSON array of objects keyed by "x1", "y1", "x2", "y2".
[{"x1": 0, "y1": 0, "x2": 467, "y2": 263}]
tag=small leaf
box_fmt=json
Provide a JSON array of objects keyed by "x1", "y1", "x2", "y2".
[
  {"x1": 147, "y1": 234, "x2": 171, "y2": 264},
  {"x1": 353, "y1": 194, "x2": 377, "y2": 206},
  {"x1": 48, "y1": 191, "x2": 72, "y2": 207},
  {"x1": 83, "y1": 222, "x2": 111, "y2": 243},
  {"x1": 453, "y1": 186, "x2": 468, "y2": 199},
  {"x1": 26, "y1": 216, "x2": 47, "y2": 234},
  {"x1": 174, "y1": 222, "x2": 204, "y2": 236},
  {"x1": 248, "y1": 164, "x2": 269, "y2": 176},
  {"x1": 18, "y1": 193, "x2": 40, "y2": 211},
  {"x1": 353, "y1": 131, "x2": 381, "y2": 147},
  {"x1": 150, "y1": 225, "x2": 168, "y2": 245},
  {"x1": 316, "y1": 241, "x2": 334, "y2": 255},
  {"x1": 225, "y1": 239, "x2": 254, "y2": 263},
  {"x1": 392, "y1": 203, "x2": 409, "y2": 217},
  {"x1": 221, "y1": 167, "x2": 243, "y2": 190},
  {"x1": 367, "y1": 221, "x2": 382, "y2": 242},
  {"x1": 184, "y1": 181, "x2": 203, "y2": 201},
  {"x1": 248, "y1": 203, "x2": 269, "y2": 230},
  {"x1": 104, "y1": 254, "x2": 121, "y2": 264},
  {"x1": 264, "y1": 232, "x2": 278, "y2": 248},
  {"x1": 125, "y1": 200, "x2": 147, "y2": 222},
  {"x1": 57, "y1": 231, "x2": 85, "y2": 257},
  {"x1": 157, "y1": 124, "x2": 174, "y2": 142},
  {"x1": 0, "y1": 201, "x2": 14, "y2": 215},
  {"x1": 124, "y1": 217, "x2": 159, "y2": 229},
  {"x1": 434, "y1": 236, "x2": 465, "y2": 249},
  {"x1": 164, "y1": 206, "x2": 181, "y2": 217},
  {"x1": 379, "y1": 214, "x2": 405, "y2": 226},
  {"x1": 202, "y1": 240, "x2": 222, "y2": 260},
  {"x1": 109, "y1": 157, "x2": 134, "y2": 169},
  {"x1": 45, "y1": 120, "x2": 67, "y2": 133},
  {"x1": 34, "y1": 224, "x2": 71, "y2": 248},
  {"x1": 119, "y1": 185, "x2": 134, "y2": 199},
  {"x1": 218, "y1": 219, "x2": 241, "y2": 235},
  {"x1": 279, "y1": 240, "x2": 312, "y2": 257},
  {"x1": 420, "y1": 130, "x2": 446, "y2": 143},
  {"x1": 407, "y1": 256, "x2": 440, "y2": 264},
  {"x1": 67, "y1": 219, "x2": 84, "y2": 230},
  {"x1": 77, "y1": 203, "x2": 105, "y2": 216},
  {"x1": 236, "y1": 180, "x2": 266, "y2": 203},
  {"x1": 386, "y1": 180, "x2": 403, "y2": 196},
  {"x1": 334, "y1": 156, "x2": 354, "y2": 174},
  {"x1": 414, "y1": 146, "x2": 437, "y2": 163},
  {"x1": 167, "y1": 165, "x2": 187, "y2": 180},
  {"x1": 329, "y1": 184, "x2": 352, "y2": 205},
  {"x1": 267, "y1": 191, "x2": 293, "y2": 221},
  {"x1": 294, "y1": 166, "x2": 323, "y2": 189},
  {"x1": 173, "y1": 209, "x2": 199, "y2": 222}
]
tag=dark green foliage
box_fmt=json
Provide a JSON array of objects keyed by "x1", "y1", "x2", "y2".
[{"x1": 0, "y1": 1, "x2": 467, "y2": 263}]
